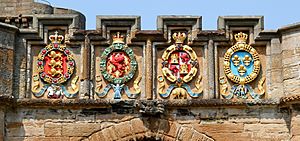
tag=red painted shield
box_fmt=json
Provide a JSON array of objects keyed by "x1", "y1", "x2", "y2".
[
  {"x1": 106, "y1": 52, "x2": 131, "y2": 78},
  {"x1": 43, "y1": 50, "x2": 68, "y2": 79},
  {"x1": 167, "y1": 51, "x2": 192, "y2": 79}
]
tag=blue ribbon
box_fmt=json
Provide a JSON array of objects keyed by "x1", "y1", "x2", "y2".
[
  {"x1": 159, "y1": 84, "x2": 176, "y2": 98},
  {"x1": 61, "y1": 85, "x2": 78, "y2": 98},
  {"x1": 221, "y1": 85, "x2": 235, "y2": 99},
  {"x1": 96, "y1": 84, "x2": 112, "y2": 98},
  {"x1": 124, "y1": 85, "x2": 140, "y2": 99},
  {"x1": 181, "y1": 84, "x2": 202, "y2": 98},
  {"x1": 246, "y1": 84, "x2": 263, "y2": 100},
  {"x1": 33, "y1": 85, "x2": 49, "y2": 97}
]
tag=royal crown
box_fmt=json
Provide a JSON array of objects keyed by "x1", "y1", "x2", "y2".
[
  {"x1": 112, "y1": 32, "x2": 125, "y2": 44},
  {"x1": 172, "y1": 32, "x2": 187, "y2": 44},
  {"x1": 234, "y1": 32, "x2": 248, "y2": 43},
  {"x1": 49, "y1": 31, "x2": 64, "y2": 44}
]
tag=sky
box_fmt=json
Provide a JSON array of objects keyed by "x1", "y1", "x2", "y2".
[{"x1": 44, "y1": 0, "x2": 300, "y2": 30}]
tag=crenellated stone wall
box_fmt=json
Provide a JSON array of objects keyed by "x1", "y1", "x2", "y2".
[{"x1": 1, "y1": 1, "x2": 300, "y2": 141}]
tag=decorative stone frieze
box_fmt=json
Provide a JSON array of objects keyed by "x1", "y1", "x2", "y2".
[{"x1": 1, "y1": 1, "x2": 300, "y2": 141}]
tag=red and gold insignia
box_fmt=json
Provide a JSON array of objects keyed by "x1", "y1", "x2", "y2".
[
  {"x1": 158, "y1": 32, "x2": 202, "y2": 99},
  {"x1": 37, "y1": 31, "x2": 75, "y2": 84},
  {"x1": 161, "y1": 32, "x2": 198, "y2": 83},
  {"x1": 96, "y1": 32, "x2": 140, "y2": 99},
  {"x1": 106, "y1": 52, "x2": 131, "y2": 78}
]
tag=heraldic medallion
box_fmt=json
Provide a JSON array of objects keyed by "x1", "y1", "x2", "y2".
[
  {"x1": 158, "y1": 32, "x2": 203, "y2": 99},
  {"x1": 32, "y1": 31, "x2": 79, "y2": 99},
  {"x1": 220, "y1": 32, "x2": 265, "y2": 99},
  {"x1": 96, "y1": 32, "x2": 141, "y2": 99}
]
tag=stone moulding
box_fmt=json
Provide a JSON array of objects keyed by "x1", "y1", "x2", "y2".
[{"x1": 0, "y1": 96, "x2": 281, "y2": 109}]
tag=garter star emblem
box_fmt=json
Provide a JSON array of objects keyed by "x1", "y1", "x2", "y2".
[
  {"x1": 220, "y1": 32, "x2": 265, "y2": 99},
  {"x1": 32, "y1": 31, "x2": 79, "y2": 99},
  {"x1": 158, "y1": 32, "x2": 203, "y2": 99},
  {"x1": 96, "y1": 32, "x2": 141, "y2": 99}
]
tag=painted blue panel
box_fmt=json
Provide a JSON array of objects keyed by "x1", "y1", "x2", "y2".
[{"x1": 230, "y1": 51, "x2": 254, "y2": 78}]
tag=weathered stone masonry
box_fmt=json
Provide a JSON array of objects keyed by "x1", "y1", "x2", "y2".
[{"x1": 1, "y1": 0, "x2": 300, "y2": 141}]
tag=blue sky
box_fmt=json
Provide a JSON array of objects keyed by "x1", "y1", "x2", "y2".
[{"x1": 45, "y1": 0, "x2": 300, "y2": 30}]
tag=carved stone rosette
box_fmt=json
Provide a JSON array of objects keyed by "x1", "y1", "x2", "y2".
[
  {"x1": 220, "y1": 32, "x2": 265, "y2": 99},
  {"x1": 32, "y1": 31, "x2": 79, "y2": 99},
  {"x1": 158, "y1": 32, "x2": 203, "y2": 99},
  {"x1": 95, "y1": 32, "x2": 141, "y2": 99}
]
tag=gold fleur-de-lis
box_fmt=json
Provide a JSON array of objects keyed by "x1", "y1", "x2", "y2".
[
  {"x1": 243, "y1": 55, "x2": 252, "y2": 66},
  {"x1": 238, "y1": 65, "x2": 246, "y2": 76},
  {"x1": 232, "y1": 55, "x2": 240, "y2": 66}
]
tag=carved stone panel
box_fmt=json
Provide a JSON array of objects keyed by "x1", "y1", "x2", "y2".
[
  {"x1": 94, "y1": 32, "x2": 144, "y2": 99},
  {"x1": 31, "y1": 32, "x2": 80, "y2": 99},
  {"x1": 218, "y1": 32, "x2": 266, "y2": 100},
  {"x1": 156, "y1": 32, "x2": 204, "y2": 99}
]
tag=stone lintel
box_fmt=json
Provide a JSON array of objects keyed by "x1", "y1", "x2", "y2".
[
  {"x1": 218, "y1": 16, "x2": 264, "y2": 43},
  {"x1": 157, "y1": 15, "x2": 202, "y2": 42},
  {"x1": 132, "y1": 30, "x2": 165, "y2": 42},
  {"x1": 96, "y1": 15, "x2": 141, "y2": 43}
]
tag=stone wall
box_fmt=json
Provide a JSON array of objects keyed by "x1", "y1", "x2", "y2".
[
  {"x1": 3, "y1": 105, "x2": 290, "y2": 141},
  {"x1": 280, "y1": 26, "x2": 300, "y2": 97},
  {"x1": 0, "y1": 0, "x2": 33, "y2": 15},
  {"x1": 1, "y1": 1, "x2": 300, "y2": 141},
  {"x1": 0, "y1": 23, "x2": 17, "y2": 97}
]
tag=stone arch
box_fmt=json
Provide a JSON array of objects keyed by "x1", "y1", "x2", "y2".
[{"x1": 84, "y1": 117, "x2": 214, "y2": 141}]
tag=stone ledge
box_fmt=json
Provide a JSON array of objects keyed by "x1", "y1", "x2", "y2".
[
  {"x1": 0, "y1": 96, "x2": 280, "y2": 109},
  {"x1": 0, "y1": 22, "x2": 18, "y2": 31},
  {"x1": 162, "y1": 99, "x2": 279, "y2": 107},
  {"x1": 0, "y1": 95, "x2": 14, "y2": 106}
]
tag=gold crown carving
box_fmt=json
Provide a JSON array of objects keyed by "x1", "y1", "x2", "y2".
[
  {"x1": 49, "y1": 31, "x2": 64, "y2": 44},
  {"x1": 234, "y1": 32, "x2": 248, "y2": 43},
  {"x1": 172, "y1": 32, "x2": 187, "y2": 44},
  {"x1": 112, "y1": 32, "x2": 125, "y2": 44}
]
